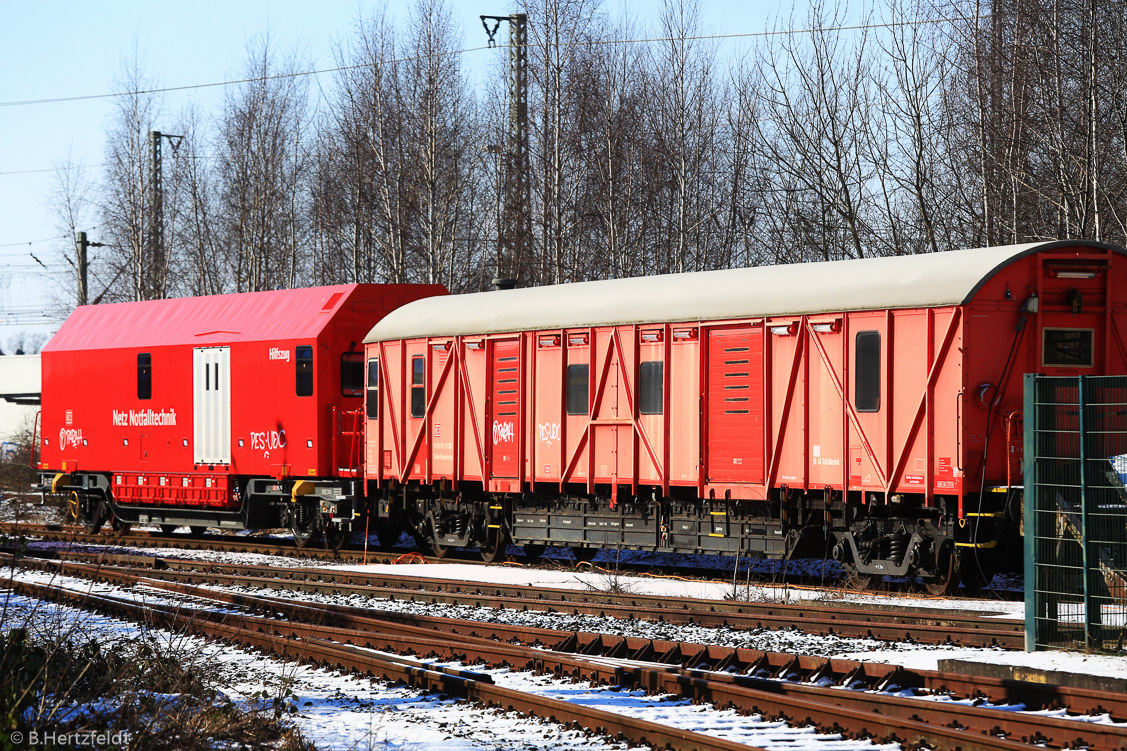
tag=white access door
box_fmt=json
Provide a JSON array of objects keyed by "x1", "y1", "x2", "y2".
[{"x1": 193, "y1": 346, "x2": 231, "y2": 464}]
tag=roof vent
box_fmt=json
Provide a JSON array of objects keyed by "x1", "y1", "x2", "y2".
[{"x1": 492, "y1": 278, "x2": 518, "y2": 291}]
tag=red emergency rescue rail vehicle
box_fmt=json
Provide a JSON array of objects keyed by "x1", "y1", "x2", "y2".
[
  {"x1": 39, "y1": 283, "x2": 445, "y2": 547},
  {"x1": 364, "y1": 240, "x2": 1127, "y2": 591}
]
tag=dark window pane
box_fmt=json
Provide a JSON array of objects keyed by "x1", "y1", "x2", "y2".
[
  {"x1": 341, "y1": 352, "x2": 363, "y2": 397},
  {"x1": 639, "y1": 361, "x2": 664, "y2": 415},
  {"x1": 137, "y1": 353, "x2": 151, "y2": 400},
  {"x1": 1043, "y1": 329, "x2": 1094, "y2": 367},
  {"x1": 366, "y1": 359, "x2": 380, "y2": 419},
  {"x1": 296, "y1": 345, "x2": 313, "y2": 397},
  {"x1": 411, "y1": 356, "x2": 425, "y2": 418},
  {"x1": 855, "y1": 331, "x2": 880, "y2": 412},
  {"x1": 567, "y1": 364, "x2": 589, "y2": 416}
]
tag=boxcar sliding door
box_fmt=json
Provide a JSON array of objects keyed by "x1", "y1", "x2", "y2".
[
  {"x1": 705, "y1": 327, "x2": 765, "y2": 484},
  {"x1": 489, "y1": 339, "x2": 521, "y2": 478}
]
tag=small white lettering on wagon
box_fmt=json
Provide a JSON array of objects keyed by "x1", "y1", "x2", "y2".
[{"x1": 112, "y1": 408, "x2": 177, "y2": 427}]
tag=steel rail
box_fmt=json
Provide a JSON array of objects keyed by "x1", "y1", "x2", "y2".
[
  {"x1": 5, "y1": 555, "x2": 1124, "y2": 751},
  {"x1": 5, "y1": 540, "x2": 1024, "y2": 648},
  {"x1": 0, "y1": 521, "x2": 1022, "y2": 599},
  {"x1": 1, "y1": 576, "x2": 768, "y2": 751}
]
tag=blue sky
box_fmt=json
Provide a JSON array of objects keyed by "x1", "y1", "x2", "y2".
[{"x1": 0, "y1": 0, "x2": 798, "y2": 347}]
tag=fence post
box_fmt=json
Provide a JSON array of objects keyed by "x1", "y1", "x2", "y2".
[{"x1": 1023, "y1": 374, "x2": 1037, "y2": 651}]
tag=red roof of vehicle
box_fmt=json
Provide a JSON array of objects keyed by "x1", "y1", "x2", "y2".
[{"x1": 45, "y1": 284, "x2": 389, "y2": 351}]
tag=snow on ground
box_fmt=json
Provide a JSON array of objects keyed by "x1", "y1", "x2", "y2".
[
  {"x1": 0, "y1": 589, "x2": 632, "y2": 751},
  {"x1": 324, "y1": 559, "x2": 1025, "y2": 617},
  {"x1": 1, "y1": 573, "x2": 904, "y2": 751},
  {"x1": 0, "y1": 494, "x2": 62, "y2": 524},
  {"x1": 216, "y1": 583, "x2": 906, "y2": 657},
  {"x1": 15, "y1": 536, "x2": 1023, "y2": 614},
  {"x1": 8, "y1": 533, "x2": 1126, "y2": 687}
]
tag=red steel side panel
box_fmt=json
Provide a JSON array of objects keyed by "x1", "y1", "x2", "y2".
[
  {"x1": 489, "y1": 339, "x2": 522, "y2": 479},
  {"x1": 460, "y1": 340, "x2": 487, "y2": 483},
  {"x1": 562, "y1": 334, "x2": 592, "y2": 489},
  {"x1": 805, "y1": 320, "x2": 845, "y2": 491},
  {"x1": 636, "y1": 330, "x2": 667, "y2": 487},
  {"x1": 768, "y1": 319, "x2": 806, "y2": 490},
  {"x1": 531, "y1": 335, "x2": 564, "y2": 483},
  {"x1": 668, "y1": 329, "x2": 701, "y2": 486},
  {"x1": 706, "y1": 327, "x2": 765, "y2": 483}
]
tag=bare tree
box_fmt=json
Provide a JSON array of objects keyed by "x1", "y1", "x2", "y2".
[
  {"x1": 570, "y1": 13, "x2": 656, "y2": 279},
  {"x1": 98, "y1": 45, "x2": 162, "y2": 301},
  {"x1": 649, "y1": 0, "x2": 723, "y2": 273},
  {"x1": 753, "y1": 0, "x2": 875, "y2": 261},
  {"x1": 48, "y1": 154, "x2": 94, "y2": 312},
  {"x1": 166, "y1": 105, "x2": 224, "y2": 296},
  {"x1": 401, "y1": 0, "x2": 479, "y2": 287},
  {"x1": 317, "y1": 9, "x2": 410, "y2": 284},
  {"x1": 216, "y1": 34, "x2": 311, "y2": 292}
]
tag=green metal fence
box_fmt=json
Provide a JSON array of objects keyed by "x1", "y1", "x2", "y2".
[{"x1": 1024, "y1": 374, "x2": 1127, "y2": 652}]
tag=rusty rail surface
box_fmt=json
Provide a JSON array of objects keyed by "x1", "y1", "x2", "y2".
[
  {"x1": 2, "y1": 535, "x2": 1024, "y2": 649},
  {"x1": 2, "y1": 577, "x2": 760, "y2": 751},
  {"x1": 4, "y1": 554, "x2": 1125, "y2": 751},
  {"x1": 0, "y1": 520, "x2": 1022, "y2": 600}
]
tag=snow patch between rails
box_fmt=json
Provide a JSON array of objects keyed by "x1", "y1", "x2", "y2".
[{"x1": 2, "y1": 571, "x2": 910, "y2": 751}]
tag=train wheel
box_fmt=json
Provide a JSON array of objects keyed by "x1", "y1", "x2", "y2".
[
  {"x1": 188, "y1": 526, "x2": 207, "y2": 537},
  {"x1": 291, "y1": 519, "x2": 317, "y2": 548},
  {"x1": 480, "y1": 528, "x2": 508, "y2": 563},
  {"x1": 924, "y1": 539, "x2": 960, "y2": 596},
  {"x1": 571, "y1": 546, "x2": 598, "y2": 564},
  {"x1": 430, "y1": 540, "x2": 451, "y2": 558},
  {"x1": 522, "y1": 543, "x2": 546, "y2": 561},
  {"x1": 324, "y1": 522, "x2": 348, "y2": 551},
  {"x1": 159, "y1": 525, "x2": 178, "y2": 535}
]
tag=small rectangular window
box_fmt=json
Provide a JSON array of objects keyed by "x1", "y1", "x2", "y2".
[
  {"x1": 411, "y1": 356, "x2": 425, "y2": 418},
  {"x1": 567, "y1": 364, "x2": 589, "y2": 415},
  {"x1": 1043, "y1": 328, "x2": 1094, "y2": 367},
  {"x1": 639, "y1": 361, "x2": 664, "y2": 415},
  {"x1": 366, "y1": 358, "x2": 380, "y2": 419},
  {"x1": 137, "y1": 353, "x2": 152, "y2": 400},
  {"x1": 296, "y1": 345, "x2": 313, "y2": 397},
  {"x1": 341, "y1": 352, "x2": 363, "y2": 397},
  {"x1": 855, "y1": 331, "x2": 880, "y2": 412}
]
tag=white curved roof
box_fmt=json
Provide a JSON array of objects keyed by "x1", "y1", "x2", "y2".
[{"x1": 365, "y1": 241, "x2": 1118, "y2": 342}]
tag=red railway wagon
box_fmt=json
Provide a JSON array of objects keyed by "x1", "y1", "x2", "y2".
[
  {"x1": 363, "y1": 240, "x2": 1127, "y2": 590},
  {"x1": 39, "y1": 282, "x2": 445, "y2": 545}
]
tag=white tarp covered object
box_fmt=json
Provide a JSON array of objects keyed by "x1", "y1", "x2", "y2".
[{"x1": 366, "y1": 240, "x2": 1120, "y2": 342}]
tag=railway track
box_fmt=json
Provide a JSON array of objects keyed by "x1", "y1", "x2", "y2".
[
  {"x1": 3, "y1": 555, "x2": 1125, "y2": 751},
  {"x1": 0, "y1": 520, "x2": 1022, "y2": 598},
  {"x1": 9, "y1": 542, "x2": 1025, "y2": 648}
]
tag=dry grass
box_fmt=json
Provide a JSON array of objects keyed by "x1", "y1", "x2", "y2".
[
  {"x1": 0, "y1": 588, "x2": 314, "y2": 751},
  {"x1": 576, "y1": 546, "x2": 642, "y2": 597}
]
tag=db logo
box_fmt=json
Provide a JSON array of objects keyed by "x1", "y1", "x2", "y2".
[{"x1": 66, "y1": 410, "x2": 73, "y2": 426}]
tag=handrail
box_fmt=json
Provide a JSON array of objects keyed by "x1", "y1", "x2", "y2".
[
  {"x1": 332, "y1": 406, "x2": 365, "y2": 477},
  {"x1": 30, "y1": 410, "x2": 41, "y2": 469}
]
